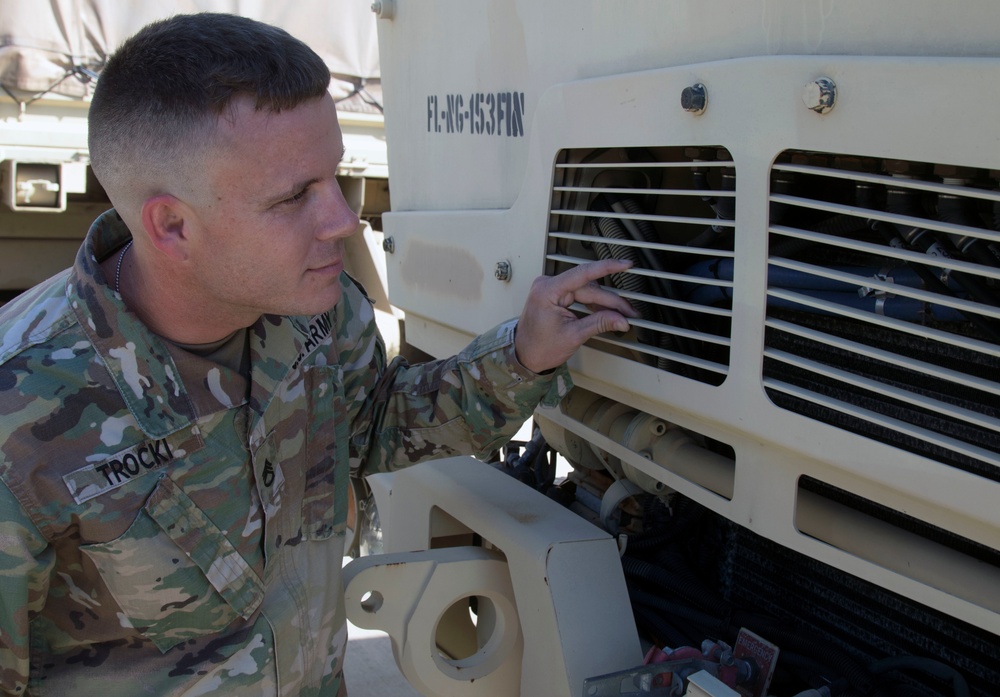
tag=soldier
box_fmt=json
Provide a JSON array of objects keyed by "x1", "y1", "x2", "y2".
[{"x1": 0, "y1": 12, "x2": 634, "y2": 697}]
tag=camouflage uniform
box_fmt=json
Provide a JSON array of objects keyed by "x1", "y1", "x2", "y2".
[{"x1": 0, "y1": 210, "x2": 570, "y2": 695}]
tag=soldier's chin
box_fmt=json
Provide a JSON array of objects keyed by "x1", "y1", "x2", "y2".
[{"x1": 294, "y1": 285, "x2": 343, "y2": 317}]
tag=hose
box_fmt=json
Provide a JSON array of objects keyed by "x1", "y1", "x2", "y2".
[
  {"x1": 589, "y1": 217, "x2": 661, "y2": 353},
  {"x1": 627, "y1": 584, "x2": 727, "y2": 639},
  {"x1": 628, "y1": 591, "x2": 692, "y2": 650},
  {"x1": 936, "y1": 186, "x2": 1000, "y2": 269},
  {"x1": 591, "y1": 194, "x2": 667, "y2": 275},
  {"x1": 588, "y1": 194, "x2": 697, "y2": 364},
  {"x1": 621, "y1": 554, "x2": 726, "y2": 615},
  {"x1": 688, "y1": 167, "x2": 736, "y2": 250},
  {"x1": 625, "y1": 494, "x2": 702, "y2": 553},
  {"x1": 684, "y1": 258, "x2": 959, "y2": 294},
  {"x1": 769, "y1": 213, "x2": 868, "y2": 260},
  {"x1": 504, "y1": 427, "x2": 548, "y2": 488},
  {"x1": 687, "y1": 284, "x2": 967, "y2": 322},
  {"x1": 883, "y1": 184, "x2": 1000, "y2": 337},
  {"x1": 614, "y1": 195, "x2": 660, "y2": 245},
  {"x1": 868, "y1": 219, "x2": 1000, "y2": 341},
  {"x1": 869, "y1": 656, "x2": 971, "y2": 697}
]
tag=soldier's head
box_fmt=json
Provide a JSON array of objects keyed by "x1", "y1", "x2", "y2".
[
  {"x1": 88, "y1": 12, "x2": 331, "y2": 216},
  {"x1": 89, "y1": 13, "x2": 360, "y2": 334}
]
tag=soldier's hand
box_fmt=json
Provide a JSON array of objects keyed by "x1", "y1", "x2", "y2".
[{"x1": 514, "y1": 259, "x2": 638, "y2": 374}]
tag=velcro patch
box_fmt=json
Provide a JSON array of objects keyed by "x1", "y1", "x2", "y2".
[{"x1": 63, "y1": 431, "x2": 200, "y2": 504}]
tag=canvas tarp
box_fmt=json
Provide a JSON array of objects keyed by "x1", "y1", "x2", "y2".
[{"x1": 0, "y1": 0, "x2": 381, "y2": 110}]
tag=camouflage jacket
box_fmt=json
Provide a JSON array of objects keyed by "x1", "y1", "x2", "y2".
[{"x1": 0, "y1": 210, "x2": 570, "y2": 696}]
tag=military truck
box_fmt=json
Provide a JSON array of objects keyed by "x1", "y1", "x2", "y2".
[
  {"x1": 0, "y1": 0, "x2": 398, "y2": 352},
  {"x1": 343, "y1": 2, "x2": 1000, "y2": 696}
]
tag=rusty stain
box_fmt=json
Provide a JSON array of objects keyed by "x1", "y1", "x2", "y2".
[{"x1": 401, "y1": 240, "x2": 484, "y2": 301}]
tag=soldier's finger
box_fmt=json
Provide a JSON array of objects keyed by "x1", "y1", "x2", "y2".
[
  {"x1": 548, "y1": 259, "x2": 633, "y2": 299},
  {"x1": 570, "y1": 308, "x2": 632, "y2": 342},
  {"x1": 573, "y1": 281, "x2": 639, "y2": 317}
]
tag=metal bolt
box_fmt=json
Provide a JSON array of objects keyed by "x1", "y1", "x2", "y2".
[
  {"x1": 495, "y1": 260, "x2": 511, "y2": 282},
  {"x1": 680, "y1": 83, "x2": 707, "y2": 114},
  {"x1": 802, "y1": 77, "x2": 837, "y2": 114},
  {"x1": 371, "y1": 0, "x2": 395, "y2": 19},
  {"x1": 382, "y1": 236, "x2": 395, "y2": 254}
]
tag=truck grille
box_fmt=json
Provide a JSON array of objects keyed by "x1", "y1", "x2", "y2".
[
  {"x1": 545, "y1": 146, "x2": 735, "y2": 387},
  {"x1": 763, "y1": 152, "x2": 1000, "y2": 481}
]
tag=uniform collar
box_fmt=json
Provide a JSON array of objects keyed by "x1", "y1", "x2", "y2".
[
  {"x1": 68, "y1": 209, "x2": 333, "y2": 440},
  {"x1": 68, "y1": 210, "x2": 201, "y2": 439}
]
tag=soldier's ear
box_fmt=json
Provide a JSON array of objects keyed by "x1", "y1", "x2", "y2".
[{"x1": 140, "y1": 194, "x2": 193, "y2": 261}]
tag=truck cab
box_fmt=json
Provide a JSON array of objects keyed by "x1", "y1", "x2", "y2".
[{"x1": 346, "y1": 3, "x2": 1000, "y2": 696}]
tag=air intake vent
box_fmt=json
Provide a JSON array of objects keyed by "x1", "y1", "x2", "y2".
[
  {"x1": 545, "y1": 146, "x2": 735, "y2": 386},
  {"x1": 764, "y1": 151, "x2": 1000, "y2": 480}
]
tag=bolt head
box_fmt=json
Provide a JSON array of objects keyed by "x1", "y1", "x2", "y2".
[
  {"x1": 382, "y1": 236, "x2": 395, "y2": 254},
  {"x1": 495, "y1": 260, "x2": 512, "y2": 282},
  {"x1": 680, "y1": 83, "x2": 707, "y2": 114},
  {"x1": 802, "y1": 77, "x2": 837, "y2": 114},
  {"x1": 371, "y1": 0, "x2": 395, "y2": 19}
]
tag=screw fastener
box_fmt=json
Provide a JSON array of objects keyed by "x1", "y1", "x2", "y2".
[
  {"x1": 802, "y1": 77, "x2": 837, "y2": 114},
  {"x1": 382, "y1": 236, "x2": 395, "y2": 254},
  {"x1": 495, "y1": 260, "x2": 512, "y2": 282},
  {"x1": 680, "y1": 83, "x2": 707, "y2": 114}
]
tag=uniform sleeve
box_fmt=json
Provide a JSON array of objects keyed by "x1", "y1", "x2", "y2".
[
  {"x1": 336, "y1": 286, "x2": 572, "y2": 475},
  {"x1": 0, "y1": 480, "x2": 53, "y2": 695}
]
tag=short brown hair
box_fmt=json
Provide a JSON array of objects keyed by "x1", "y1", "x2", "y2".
[{"x1": 88, "y1": 13, "x2": 330, "y2": 199}]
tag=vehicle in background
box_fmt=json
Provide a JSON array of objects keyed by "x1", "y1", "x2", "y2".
[{"x1": 345, "y1": 2, "x2": 1000, "y2": 696}]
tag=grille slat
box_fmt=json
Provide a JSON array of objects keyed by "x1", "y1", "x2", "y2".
[
  {"x1": 765, "y1": 151, "x2": 1000, "y2": 480},
  {"x1": 765, "y1": 348, "x2": 1000, "y2": 433},
  {"x1": 545, "y1": 254, "x2": 736, "y2": 289},
  {"x1": 770, "y1": 225, "x2": 1000, "y2": 281},
  {"x1": 555, "y1": 160, "x2": 734, "y2": 170},
  {"x1": 554, "y1": 186, "x2": 735, "y2": 198},
  {"x1": 771, "y1": 193, "x2": 1000, "y2": 246},
  {"x1": 548, "y1": 231, "x2": 736, "y2": 258},
  {"x1": 765, "y1": 318, "x2": 1000, "y2": 399},
  {"x1": 767, "y1": 287, "x2": 1000, "y2": 358},
  {"x1": 546, "y1": 146, "x2": 736, "y2": 387},
  {"x1": 769, "y1": 257, "x2": 1000, "y2": 320},
  {"x1": 569, "y1": 303, "x2": 733, "y2": 348},
  {"x1": 773, "y1": 163, "x2": 1000, "y2": 204},
  {"x1": 550, "y1": 208, "x2": 736, "y2": 228},
  {"x1": 588, "y1": 334, "x2": 730, "y2": 375},
  {"x1": 763, "y1": 378, "x2": 1000, "y2": 468},
  {"x1": 616, "y1": 289, "x2": 734, "y2": 318}
]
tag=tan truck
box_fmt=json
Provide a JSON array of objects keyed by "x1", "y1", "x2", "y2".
[{"x1": 343, "y1": 2, "x2": 1000, "y2": 697}]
